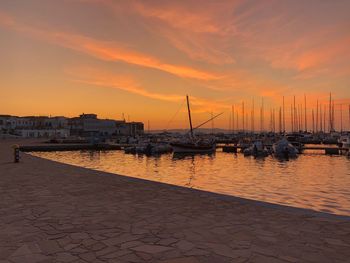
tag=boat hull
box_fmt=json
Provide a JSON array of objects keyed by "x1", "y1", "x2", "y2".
[{"x1": 170, "y1": 143, "x2": 216, "y2": 153}]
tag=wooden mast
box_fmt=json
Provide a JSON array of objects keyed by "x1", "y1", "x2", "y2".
[{"x1": 186, "y1": 95, "x2": 194, "y2": 138}]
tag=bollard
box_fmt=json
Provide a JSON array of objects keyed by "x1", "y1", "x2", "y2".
[{"x1": 12, "y1": 144, "x2": 20, "y2": 163}]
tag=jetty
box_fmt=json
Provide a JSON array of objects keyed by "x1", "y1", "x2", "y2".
[{"x1": 1, "y1": 139, "x2": 350, "y2": 262}]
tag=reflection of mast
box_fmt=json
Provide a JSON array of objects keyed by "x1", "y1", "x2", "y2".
[{"x1": 186, "y1": 95, "x2": 194, "y2": 138}]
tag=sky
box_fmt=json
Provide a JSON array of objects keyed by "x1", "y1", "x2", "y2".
[{"x1": 0, "y1": 0, "x2": 350, "y2": 131}]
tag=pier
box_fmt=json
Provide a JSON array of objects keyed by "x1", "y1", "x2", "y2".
[
  {"x1": 219, "y1": 144, "x2": 345, "y2": 154},
  {"x1": 19, "y1": 143, "x2": 122, "y2": 152},
  {"x1": 16, "y1": 141, "x2": 347, "y2": 156},
  {"x1": 1, "y1": 139, "x2": 350, "y2": 262}
]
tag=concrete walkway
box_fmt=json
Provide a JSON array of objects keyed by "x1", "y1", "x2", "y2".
[{"x1": 1, "y1": 139, "x2": 350, "y2": 263}]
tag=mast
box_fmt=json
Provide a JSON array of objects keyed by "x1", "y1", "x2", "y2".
[
  {"x1": 316, "y1": 99, "x2": 319, "y2": 132},
  {"x1": 282, "y1": 96, "x2": 285, "y2": 133},
  {"x1": 340, "y1": 104, "x2": 343, "y2": 133},
  {"x1": 279, "y1": 107, "x2": 282, "y2": 133},
  {"x1": 252, "y1": 98, "x2": 255, "y2": 133},
  {"x1": 242, "y1": 101, "x2": 245, "y2": 132},
  {"x1": 349, "y1": 104, "x2": 350, "y2": 132},
  {"x1": 304, "y1": 94, "x2": 307, "y2": 132},
  {"x1": 261, "y1": 98, "x2": 264, "y2": 132},
  {"x1": 211, "y1": 111, "x2": 214, "y2": 135},
  {"x1": 312, "y1": 109, "x2": 315, "y2": 133},
  {"x1": 320, "y1": 105, "x2": 323, "y2": 132},
  {"x1": 332, "y1": 100, "x2": 335, "y2": 131},
  {"x1": 232, "y1": 105, "x2": 234, "y2": 133},
  {"x1": 329, "y1": 93, "x2": 332, "y2": 132},
  {"x1": 186, "y1": 95, "x2": 194, "y2": 138},
  {"x1": 291, "y1": 104, "x2": 294, "y2": 132},
  {"x1": 293, "y1": 96, "x2": 296, "y2": 132},
  {"x1": 324, "y1": 105, "x2": 326, "y2": 134}
]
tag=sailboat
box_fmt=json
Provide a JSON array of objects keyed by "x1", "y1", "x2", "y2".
[{"x1": 170, "y1": 95, "x2": 218, "y2": 154}]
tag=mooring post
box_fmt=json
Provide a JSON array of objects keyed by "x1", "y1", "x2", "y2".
[{"x1": 12, "y1": 144, "x2": 20, "y2": 163}]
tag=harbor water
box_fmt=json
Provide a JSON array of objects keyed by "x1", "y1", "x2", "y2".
[{"x1": 31, "y1": 150, "x2": 350, "y2": 216}]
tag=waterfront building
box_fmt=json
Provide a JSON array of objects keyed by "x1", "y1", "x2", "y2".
[
  {"x1": 69, "y1": 114, "x2": 117, "y2": 137},
  {"x1": 0, "y1": 114, "x2": 144, "y2": 138}
]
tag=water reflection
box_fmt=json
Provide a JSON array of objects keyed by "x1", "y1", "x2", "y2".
[{"x1": 31, "y1": 150, "x2": 350, "y2": 216}]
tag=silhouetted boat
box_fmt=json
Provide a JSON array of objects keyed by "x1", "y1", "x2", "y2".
[
  {"x1": 272, "y1": 138, "x2": 298, "y2": 158},
  {"x1": 243, "y1": 140, "x2": 269, "y2": 157},
  {"x1": 170, "y1": 95, "x2": 217, "y2": 154}
]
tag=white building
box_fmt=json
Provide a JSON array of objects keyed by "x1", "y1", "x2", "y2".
[{"x1": 15, "y1": 129, "x2": 70, "y2": 138}]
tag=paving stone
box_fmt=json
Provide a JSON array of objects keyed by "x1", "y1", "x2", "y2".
[
  {"x1": 131, "y1": 244, "x2": 174, "y2": 254},
  {"x1": 55, "y1": 252, "x2": 79, "y2": 262},
  {"x1": 37, "y1": 240, "x2": 62, "y2": 255},
  {"x1": 158, "y1": 257, "x2": 201, "y2": 263},
  {"x1": 1, "y1": 140, "x2": 350, "y2": 263}
]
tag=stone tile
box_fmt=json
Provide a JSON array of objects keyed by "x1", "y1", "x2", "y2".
[
  {"x1": 131, "y1": 244, "x2": 174, "y2": 254},
  {"x1": 158, "y1": 257, "x2": 201, "y2": 263}
]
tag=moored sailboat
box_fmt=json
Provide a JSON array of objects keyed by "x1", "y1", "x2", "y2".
[{"x1": 170, "y1": 95, "x2": 218, "y2": 154}]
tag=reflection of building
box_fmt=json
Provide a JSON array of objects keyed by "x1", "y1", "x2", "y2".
[{"x1": 0, "y1": 113, "x2": 144, "y2": 138}]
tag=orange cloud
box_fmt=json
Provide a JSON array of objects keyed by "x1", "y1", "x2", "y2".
[
  {"x1": 107, "y1": 1, "x2": 237, "y2": 65},
  {"x1": 66, "y1": 66, "x2": 231, "y2": 113},
  {"x1": 0, "y1": 12, "x2": 220, "y2": 81},
  {"x1": 296, "y1": 36, "x2": 350, "y2": 71}
]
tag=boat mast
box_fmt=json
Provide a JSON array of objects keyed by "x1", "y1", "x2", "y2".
[
  {"x1": 186, "y1": 95, "x2": 194, "y2": 138},
  {"x1": 304, "y1": 94, "x2": 307, "y2": 132}
]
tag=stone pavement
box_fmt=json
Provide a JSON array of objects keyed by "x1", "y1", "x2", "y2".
[{"x1": 1, "y1": 139, "x2": 350, "y2": 263}]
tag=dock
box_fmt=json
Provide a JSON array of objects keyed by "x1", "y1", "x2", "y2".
[
  {"x1": 219, "y1": 144, "x2": 346, "y2": 155},
  {"x1": 1, "y1": 139, "x2": 350, "y2": 262},
  {"x1": 19, "y1": 143, "x2": 122, "y2": 152}
]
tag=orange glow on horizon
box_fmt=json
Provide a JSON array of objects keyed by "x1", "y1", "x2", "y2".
[{"x1": 0, "y1": 1, "x2": 350, "y2": 130}]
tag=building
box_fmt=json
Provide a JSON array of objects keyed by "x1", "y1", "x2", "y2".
[
  {"x1": 116, "y1": 121, "x2": 144, "y2": 136},
  {"x1": 0, "y1": 113, "x2": 144, "y2": 138},
  {"x1": 69, "y1": 114, "x2": 118, "y2": 137},
  {"x1": 0, "y1": 115, "x2": 70, "y2": 138}
]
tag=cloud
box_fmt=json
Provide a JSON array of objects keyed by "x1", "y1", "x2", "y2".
[
  {"x1": 112, "y1": 1, "x2": 237, "y2": 65},
  {"x1": 0, "y1": 12, "x2": 220, "y2": 80}
]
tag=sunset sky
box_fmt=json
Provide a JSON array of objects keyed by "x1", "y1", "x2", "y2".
[{"x1": 1, "y1": 0, "x2": 350, "y2": 130}]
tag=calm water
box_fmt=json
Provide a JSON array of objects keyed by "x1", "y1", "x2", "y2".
[{"x1": 31, "y1": 150, "x2": 350, "y2": 216}]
